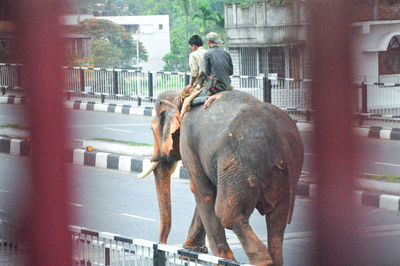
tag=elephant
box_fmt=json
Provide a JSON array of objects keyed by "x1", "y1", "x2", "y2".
[{"x1": 138, "y1": 90, "x2": 304, "y2": 266}]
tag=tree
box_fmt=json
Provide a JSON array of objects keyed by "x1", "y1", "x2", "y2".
[
  {"x1": 0, "y1": 22, "x2": 16, "y2": 63},
  {"x1": 70, "y1": 18, "x2": 148, "y2": 68},
  {"x1": 214, "y1": 12, "x2": 225, "y2": 42},
  {"x1": 179, "y1": 0, "x2": 198, "y2": 70},
  {"x1": 91, "y1": 40, "x2": 123, "y2": 67},
  {"x1": 193, "y1": 1, "x2": 214, "y2": 35}
]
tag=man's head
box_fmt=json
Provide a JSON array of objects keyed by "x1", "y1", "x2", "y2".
[
  {"x1": 206, "y1": 32, "x2": 221, "y2": 47},
  {"x1": 188, "y1": 35, "x2": 203, "y2": 51}
]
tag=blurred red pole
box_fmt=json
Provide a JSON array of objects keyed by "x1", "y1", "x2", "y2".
[
  {"x1": 310, "y1": 1, "x2": 360, "y2": 265},
  {"x1": 13, "y1": 0, "x2": 71, "y2": 264}
]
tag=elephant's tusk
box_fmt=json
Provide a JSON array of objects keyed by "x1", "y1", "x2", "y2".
[{"x1": 137, "y1": 161, "x2": 159, "y2": 179}]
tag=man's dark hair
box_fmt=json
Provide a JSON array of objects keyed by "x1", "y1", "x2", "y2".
[{"x1": 188, "y1": 35, "x2": 203, "y2": 47}]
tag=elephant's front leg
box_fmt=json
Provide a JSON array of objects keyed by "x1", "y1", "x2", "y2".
[
  {"x1": 189, "y1": 178, "x2": 236, "y2": 261},
  {"x1": 183, "y1": 207, "x2": 208, "y2": 253}
]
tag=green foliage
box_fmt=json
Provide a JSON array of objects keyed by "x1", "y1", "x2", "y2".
[
  {"x1": 70, "y1": 18, "x2": 148, "y2": 68},
  {"x1": 66, "y1": 0, "x2": 251, "y2": 70},
  {"x1": 91, "y1": 40, "x2": 123, "y2": 68},
  {"x1": 193, "y1": 1, "x2": 214, "y2": 35}
]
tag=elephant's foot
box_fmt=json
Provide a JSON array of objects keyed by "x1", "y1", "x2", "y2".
[
  {"x1": 179, "y1": 244, "x2": 208, "y2": 262},
  {"x1": 252, "y1": 258, "x2": 274, "y2": 266},
  {"x1": 182, "y1": 244, "x2": 208, "y2": 254}
]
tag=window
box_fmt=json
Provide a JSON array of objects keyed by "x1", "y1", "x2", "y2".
[
  {"x1": 268, "y1": 47, "x2": 285, "y2": 78},
  {"x1": 289, "y1": 46, "x2": 301, "y2": 79},
  {"x1": 159, "y1": 24, "x2": 163, "y2": 30},
  {"x1": 239, "y1": 47, "x2": 257, "y2": 76},
  {"x1": 239, "y1": 47, "x2": 258, "y2": 88},
  {"x1": 379, "y1": 36, "x2": 400, "y2": 75}
]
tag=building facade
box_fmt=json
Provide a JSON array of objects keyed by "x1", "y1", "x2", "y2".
[
  {"x1": 351, "y1": 1, "x2": 400, "y2": 83},
  {"x1": 224, "y1": 0, "x2": 311, "y2": 79},
  {"x1": 62, "y1": 15, "x2": 170, "y2": 71},
  {"x1": 225, "y1": 0, "x2": 400, "y2": 84}
]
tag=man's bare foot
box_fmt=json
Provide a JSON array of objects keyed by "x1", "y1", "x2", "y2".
[{"x1": 204, "y1": 95, "x2": 216, "y2": 109}]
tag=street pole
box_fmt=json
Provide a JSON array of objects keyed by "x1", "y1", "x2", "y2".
[
  {"x1": 135, "y1": 30, "x2": 143, "y2": 96},
  {"x1": 135, "y1": 30, "x2": 143, "y2": 70}
]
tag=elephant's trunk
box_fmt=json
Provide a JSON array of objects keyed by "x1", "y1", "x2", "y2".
[{"x1": 153, "y1": 161, "x2": 177, "y2": 244}]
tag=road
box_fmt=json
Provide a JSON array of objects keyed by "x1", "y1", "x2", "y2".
[
  {"x1": 1, "y1": 154, "x2": 399, "y2": 265},
  {"x1": 2, "y1": 104, "x2": 400, "y2": 176}
]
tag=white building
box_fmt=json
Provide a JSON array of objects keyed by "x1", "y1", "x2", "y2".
[
  {"x1": 62, "y1": 15, "x2": 171, "y2": 71},
  {"x1": 352, "y1": 20, "x2": 400, "y2": 84}
]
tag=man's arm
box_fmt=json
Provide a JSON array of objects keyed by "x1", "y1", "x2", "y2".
[{"x1": 204, "y1": 52, "x2": 211, "y2": 77}]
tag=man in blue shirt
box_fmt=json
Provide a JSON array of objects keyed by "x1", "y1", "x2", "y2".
[{"x1": 191, "y1": 32, "x2": 233, "y2": 109}]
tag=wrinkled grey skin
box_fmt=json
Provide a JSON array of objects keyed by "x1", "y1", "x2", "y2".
[{"x1": 149, "y1": 90, "x2": 304, "y2": 266}]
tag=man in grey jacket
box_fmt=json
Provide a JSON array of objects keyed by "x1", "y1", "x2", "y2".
[{"x1": 191, "y1": 32, "x2": 233, "y2": 109}]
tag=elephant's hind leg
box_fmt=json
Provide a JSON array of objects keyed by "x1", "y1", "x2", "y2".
[
  {"x1": 188, "y1": 172, "x2": 236, "y2": 261},
  {"x1": 215, "y1": 165, "x2": 273, "y2": 265},
  {"x1": 265, "y1": 195, "x2": 290, "y2": 266}
]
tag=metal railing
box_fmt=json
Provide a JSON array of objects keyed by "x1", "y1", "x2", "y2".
[
  {"x1": 0, "y1": 64, "x2": 22, "y2": 89},
  {"x1": 1, "y1": 210, "x2": 250, "y2": 266},
  {"x1": 2, "y1": 64, "x2": 312, "y2": 110},
  {"x1": 359, "y1": 82, "x2": 400, "y2": 115},
  {"x1": 6, "y1": 63, "x2": 400, "y2": 116},
  {"x1": 0, "y1": 211, "x2": 26, "y2": 265},
  {"x1": 70, "y1": 225, "x2": 251, "y2": 266}
]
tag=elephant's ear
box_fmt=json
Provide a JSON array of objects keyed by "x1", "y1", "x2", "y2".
[
  {"x1": 150, "y1": 119, "x2": 161, "y2": 162},
  {"x1": 161, "y1": 109, "x2": 181, "y2": 158}
]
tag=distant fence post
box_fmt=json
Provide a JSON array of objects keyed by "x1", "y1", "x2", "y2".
[
  {"x1": 185, "y1": 72, "x2": 190, "y2": 86},
  {"x1": 80, "y1": 68, "x2": 85, "y2": 92},
  {"x1": 105, "y1": 247, "x2": 110, "y2": 266},
  {"x1": 113, "y1": 69, "x2": 118, "y2": 94},
  {"x1": 17, "y1": 64, "x2": 23, "y2": 87},
  {"x1": 361, "y1": 82, "x2": 367, "y2": 113},
  {"x1": 153, "y1": 244, "x2": 166, "y2": 266},
  {"x1": 148, "y1": 71, "x2": 153, "y2": 98},
  {"x1": 263, "y1": 76, "x2": 272, "y2": 103}
]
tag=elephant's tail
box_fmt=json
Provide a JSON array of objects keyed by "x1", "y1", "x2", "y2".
[{"x1": 286, "y1": 165, "x2": 298, "y2": 225}]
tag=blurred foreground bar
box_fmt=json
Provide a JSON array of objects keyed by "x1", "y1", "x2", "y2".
[
  {"x1": 14, "y1": 0, "x2": 71, "y2": 264},
  {"x1": 310, "y1": 1, "x2": 360, "y2": 265}
]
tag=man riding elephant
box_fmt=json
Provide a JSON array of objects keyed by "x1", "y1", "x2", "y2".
[
  {"x1": 191, "y1": 32, "x2": 234, "y2": 110},
  {"x1": 181, "y1": 32, "x2": 234, "y2": 117}
]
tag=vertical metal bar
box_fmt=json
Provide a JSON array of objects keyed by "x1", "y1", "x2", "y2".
[
  {"x1": 263, "y1": 76, "x2": 272, "y2": 103},
  {"x1": 148, "y1": 71, "x2": 154, "y2": 98},
  {"x1": 80, "y1": 68, "x2": 85, "y2": 92},
  {"x1": 361, "y1": 82, "x2": 368, "y2": 113},
  {"x1": 13, "y1": 0, "x2": 71, "y2": 265},
  {"x1": 113, "y1": 69, "x2": 119, "y2": 95},
  {"x1": 105, "y1": 247, "x2": 110, "y2": 266},
  {"x1": 310, "y1": 1, "x2": 359, "y2": 265},
  {"x1": 184, "y1": 72, "x2": 190, "y2": 87}
]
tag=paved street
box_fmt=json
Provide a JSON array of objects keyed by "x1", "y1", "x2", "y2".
[
  {"x1": 1, "y1": 154, "x2": 400, "y2": 265},
  {"x1": 2, "y1": 104, "x2": 400, "y2": 177}
]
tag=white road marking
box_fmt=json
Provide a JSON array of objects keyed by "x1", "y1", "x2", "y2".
[
  {"x1": 103, "y1": 127, "x2": 132, "y2": 133},
  {"x1": 0, "y1": 190, "x2": 9, "y2": 193},
  {"x1": 69, "y1": 123, "x2": 149, "y2": 128},
  {"x1": 375, "y1": 162, "x2": 400, "y2": 167},
  {"x1": 121, "y1": 213, "x2": 158, "y2": 222},
  {"x1": 69, "y1": 202, "x2": 83, "y2": 207}
]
